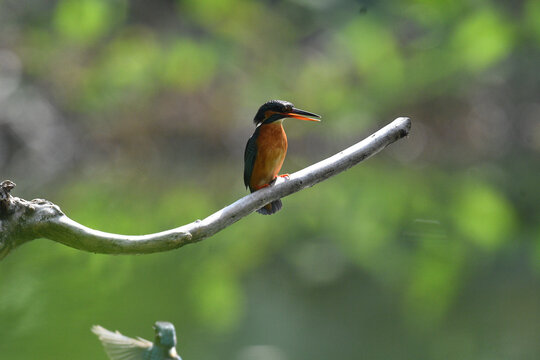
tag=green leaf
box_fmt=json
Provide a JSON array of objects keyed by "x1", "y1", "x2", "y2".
[
  {"x1": 451, "y1": 10, "x2": 514, "y2": 71},
  {"x1": 453, "y1": 182, "x2": 516, "y2": 250},
  {"x1": 54, "y1": 0, "x2": 125, "y2": 44}
]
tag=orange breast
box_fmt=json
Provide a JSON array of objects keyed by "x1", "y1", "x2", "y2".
[{"x1": 250, "y1": 122, "x2": 288, "y2": 190}]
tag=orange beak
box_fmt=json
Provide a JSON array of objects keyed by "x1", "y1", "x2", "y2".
[{"x1": 281, "y1": 107, "x2": 321, "y2": 122}]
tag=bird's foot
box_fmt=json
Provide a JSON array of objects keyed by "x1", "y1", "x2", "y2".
[
  {"x1": 255, "y1": 183, "x2": 270, "y2": 190},
  {"x1": 267, "y1": 174, "x2": 289, "y2": 186}
]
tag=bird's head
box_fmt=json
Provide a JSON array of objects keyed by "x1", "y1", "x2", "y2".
[
  {"x1": 153, "y1": 321, "x2": 177, "y2": 348},
  {"x1": 253, "y1": 100, "x2": 321, "y2": 126}
]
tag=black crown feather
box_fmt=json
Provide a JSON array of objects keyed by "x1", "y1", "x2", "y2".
[{"x1": 253, "y1": 100, "x2": 294, "y2": 125}]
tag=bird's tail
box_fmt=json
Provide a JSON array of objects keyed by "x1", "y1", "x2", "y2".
[{"x1": 257, "y1": 199, "x2": 282, "y2": 215}]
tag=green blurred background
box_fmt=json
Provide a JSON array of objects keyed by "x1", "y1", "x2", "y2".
[{"x1": 1, "y1": 0, "x2": 539, "y2": 359}]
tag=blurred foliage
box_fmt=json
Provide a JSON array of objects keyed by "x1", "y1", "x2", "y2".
[
  {"x1": 54, "y1": 0, "x2": 126, "y2": 44},
  {"x1": 1, "y1": 0, "x2": 539, "y2": 359}
]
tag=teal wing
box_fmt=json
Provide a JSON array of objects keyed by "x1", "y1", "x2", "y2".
[
  {"x1": 243, "y1": 129, "x2": 259, "y2": 189},
  {"x1": 92, "y1": 325, "x2": 152, "y2": 360}
]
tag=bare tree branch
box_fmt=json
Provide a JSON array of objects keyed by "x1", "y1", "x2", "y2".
[{"x1": 0, "y1": 117, "x2": 411, "y2": 259}]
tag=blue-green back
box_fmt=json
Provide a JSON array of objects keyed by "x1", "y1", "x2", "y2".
[{"x1": 244, "y1": 127, "x2": 259, "y2": 189}]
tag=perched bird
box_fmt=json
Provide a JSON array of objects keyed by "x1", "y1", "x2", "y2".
[
  {"x1": 92, "y1": 321, "x2": 182, "y2": 360},
  {"x1": 244, "y1": 100, "x2": 321, "y2": 215}
]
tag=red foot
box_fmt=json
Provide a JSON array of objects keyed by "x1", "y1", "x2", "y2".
[
  {"x1": 255, "y1": 175, "x2": 290, "y2": 190},
  {"x1": 254, "y1": 183, "x2": 270, "y2": 190}
]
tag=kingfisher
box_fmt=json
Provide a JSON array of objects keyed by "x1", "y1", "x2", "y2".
[
  {"x1": 244, "y1": 100, "x2": 321, "y2": 215},
  {"x1": 92, "y1": 321, "x2": 182, "y2": 360}
]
